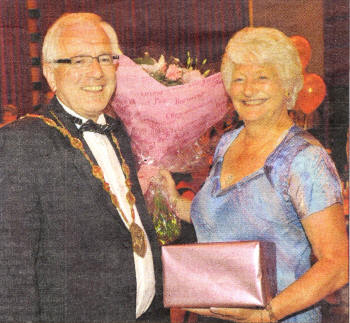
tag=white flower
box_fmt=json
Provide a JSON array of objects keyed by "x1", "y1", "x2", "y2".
[
  {"x1": 141, "y1": 55, "x2": 166, "y2": 74},
  {"x1": 182, "y1": 69, "x2": 204, "y2": 83}
]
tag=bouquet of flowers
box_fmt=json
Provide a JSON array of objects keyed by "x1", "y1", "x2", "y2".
[
  {"x1": 133, "y1": 51, "x2": 210, "y2": 86},
  {"x1": 111, "y1": 53, "x2": 229, "y2": 244}
]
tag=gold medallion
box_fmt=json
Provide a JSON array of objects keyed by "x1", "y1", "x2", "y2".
[{"x1": 130, "y1": 222, "x2": 147, "y2": 258}]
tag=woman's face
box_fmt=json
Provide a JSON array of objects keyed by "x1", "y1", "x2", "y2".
[{"x1": 229, "y1": 63, "x2": 287, "y2": 124}]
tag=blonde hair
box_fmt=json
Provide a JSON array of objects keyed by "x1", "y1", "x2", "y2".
[
  {"x1": 221, "y1": 27, "x2": 303, "y2": 110},
  {"x1": 42, "y1": 12, "x2": 122, "y2": 63}
]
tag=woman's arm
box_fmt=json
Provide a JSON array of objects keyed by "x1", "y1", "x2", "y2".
[
  {"x1": 266, "y1": 145, "x2": 348, "y2": 319},
  {"x1": 192, "y1": 203, "x2": 348, "y2": 322},
  {"x1": 269, "y1": 203, "x2": 348, "y2": 320},
  {"x1": 159, "y1": 169, "x2": 192, "y2": 223}
]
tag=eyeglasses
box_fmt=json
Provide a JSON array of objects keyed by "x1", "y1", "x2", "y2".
[{"x1": 53, "y1": 54, "x2": 119, "y2": 67}]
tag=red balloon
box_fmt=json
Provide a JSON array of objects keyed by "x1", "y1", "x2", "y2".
[
  {"x1": 295, "y1": 73, "x2": 326, "y2": 114},
  {"x1": 290, "y1": 35, "x2": 312, "y2": 70}
]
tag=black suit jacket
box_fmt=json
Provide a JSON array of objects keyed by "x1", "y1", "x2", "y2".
[{"x1": 0, "y1": 97, "x2": 163, "y2": 322}]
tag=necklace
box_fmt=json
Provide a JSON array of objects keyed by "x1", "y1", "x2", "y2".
[{"x1": 24, "y1": 112, "x2": 147, "y2": 257}]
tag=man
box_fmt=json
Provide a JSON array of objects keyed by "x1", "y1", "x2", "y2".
[{"x1": 0, "y1": 13, "x2": 165, "y2": 322}]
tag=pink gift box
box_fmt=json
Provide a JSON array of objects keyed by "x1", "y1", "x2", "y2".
[{"x1": 162, "y1": 241, "x2": 277, "y2": 308}]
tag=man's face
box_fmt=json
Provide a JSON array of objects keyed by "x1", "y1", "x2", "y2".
[{"x1": 44, "y1": 22, "x2": 117, "y2": 121}]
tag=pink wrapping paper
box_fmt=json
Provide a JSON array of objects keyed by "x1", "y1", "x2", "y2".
[
  {"x1": 111, "y1": 55, "x2": 229, "y2": 168},
  {"x1": 162, "y1": 241, "x2": 277, "y2": 308}
]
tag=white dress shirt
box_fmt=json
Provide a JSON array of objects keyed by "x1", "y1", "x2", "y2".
[{"x1": 58, "y1": 99, "x2": 155, "y2": 318}]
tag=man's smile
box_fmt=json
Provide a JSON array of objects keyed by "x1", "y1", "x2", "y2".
[{"x1": 81, "y1": 85, "x2": 104, "y2": 92}]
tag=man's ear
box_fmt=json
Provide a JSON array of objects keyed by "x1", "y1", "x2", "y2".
[{"x1": 43, "y1": 63, "x2": 57, "y2": 92}]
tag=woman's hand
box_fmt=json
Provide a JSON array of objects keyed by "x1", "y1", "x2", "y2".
[
  {"x1": 137, "y1": 164, "x2": 161, "y2": 193},
  {"x1": 158, "y1": 169, "x2": 192, "y2": 223},
  {"x1": 159, "y1": 169, "x2": 179, "y2": 200},
  {"x1": 185, "y1": 307, "x2": 275, "y2": 322}
]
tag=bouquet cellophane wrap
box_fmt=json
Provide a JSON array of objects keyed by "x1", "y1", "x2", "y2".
[
  {"x1": 111, "y1": 55, "x2": 228, "y2": 172},
  {"x1": 162, "y1": 241, "x2": 277, "y2": 308},
  {"x1": 111, "y1": 55, "x2": 229, "y2": 244},
  {"x1": 144, "y1": 181, "x2": 181, "y2": 245}
]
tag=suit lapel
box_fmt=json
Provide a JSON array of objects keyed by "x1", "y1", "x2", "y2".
[
  {"x1": 43, "y1": 99, "x2": 159, "y2": 250},
  {"x1": 43, "y1": 98, "x2": 128, "y2": 231},
  {"x1": 35, "y1": 98, "x2": 161, "y2": 299},
  {"x1": 107, "y1": 118, "x2": 159, "y2": 245}
]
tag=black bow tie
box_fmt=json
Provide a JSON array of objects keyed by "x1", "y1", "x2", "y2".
[
  {"x1": 79, "y1": 119, "x2": 116, "y2": 134},
  {"x1": 70, "y1": 116, "x2": 115, "y2": 134}
]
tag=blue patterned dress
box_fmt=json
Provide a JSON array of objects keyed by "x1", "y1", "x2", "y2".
[{"x1": 191, "y1": 125, "x2": 343, "y2": 323}]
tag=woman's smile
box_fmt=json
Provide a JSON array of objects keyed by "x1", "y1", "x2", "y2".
[
  {"x1": 241, "y1": 98, "x2": 268, "y2": 106},
  {"x1": 230, "y1": 63, "x2": 286, "y2": 123}
]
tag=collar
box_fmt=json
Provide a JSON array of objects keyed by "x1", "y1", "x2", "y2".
[{"x1": 56, "y1": 96, "x2": 106, "y2": 128}]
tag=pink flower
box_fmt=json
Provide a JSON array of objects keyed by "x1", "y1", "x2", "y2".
[
  {"x1": 165, "y1": 64, "x2": 182, "y2": 81},
  {"x1": 182, "y1": 70, "x2": 204, "y2": 83}
]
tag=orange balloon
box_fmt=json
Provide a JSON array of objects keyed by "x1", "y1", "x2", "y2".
[
  {"x1": 295, "y1": 73, "x2": 326, "y2": 114},
  {"x1": 290, "y1": 35, "x2": 312, "y2": 70}
]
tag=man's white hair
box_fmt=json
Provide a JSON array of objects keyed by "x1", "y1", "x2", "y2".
[{"x1": 42, "y1": 12, "x2": 122, "y2": 63}]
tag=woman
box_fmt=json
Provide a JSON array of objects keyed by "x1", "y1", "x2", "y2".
[{"x1": 160, "y1": 27, "x2": 348, "y2": 322}]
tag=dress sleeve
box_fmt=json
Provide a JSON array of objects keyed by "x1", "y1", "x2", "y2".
[{"x1": 288, "y1": 145, "x2": 343, "y2": 219}]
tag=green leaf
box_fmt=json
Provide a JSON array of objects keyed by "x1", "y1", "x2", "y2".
[{"x1": 203, "y1": 69, "x2": 210, "y2": 77}]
